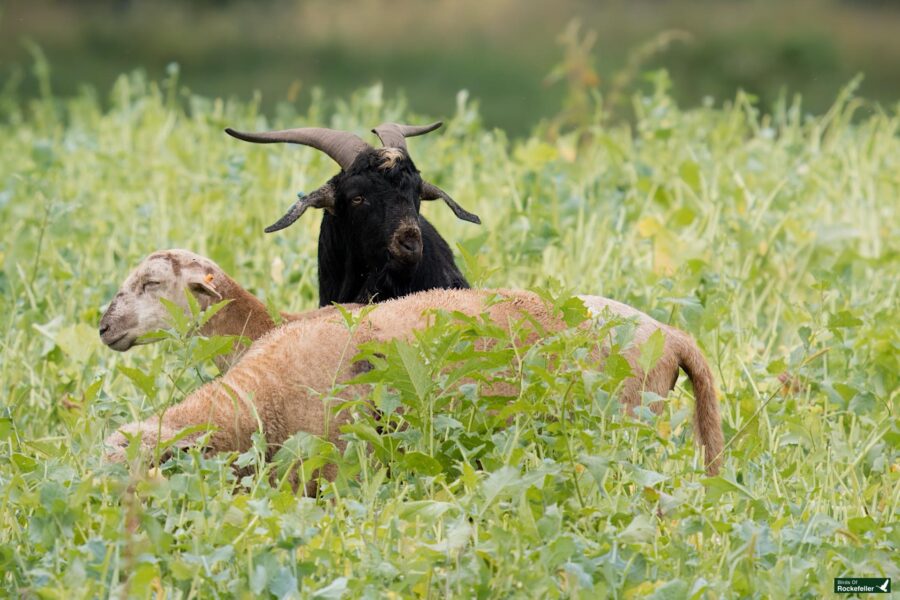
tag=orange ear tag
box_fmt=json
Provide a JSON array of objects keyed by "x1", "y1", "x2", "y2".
[{"x1": 203, "y1": 273, "x2": 219, "y2": 293}]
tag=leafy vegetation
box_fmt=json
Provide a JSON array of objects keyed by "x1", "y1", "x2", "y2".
[{"x1": 0, "y1": 65, "x2": 897, "y2": 597}]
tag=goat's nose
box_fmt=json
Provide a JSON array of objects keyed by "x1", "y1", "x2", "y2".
[
  {"x1": 99, "y1": 323, "x2": 110, "y2": 336},
  {"x1": 396, "y1": 227, "x2": 422, "y2": 255}
]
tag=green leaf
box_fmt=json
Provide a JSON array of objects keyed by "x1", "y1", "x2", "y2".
[
  {"x1": 191, "y1": 335, "x2": 237, "y2": 365},
  {"x1": 312, "y1": 576, "x2": 348, "y2": 599},
  {"x1": 638, "y1": 329, "x2": 666, "y2": 375},
  {"x1": 159, "y1": 423, "x2": 214, "y2": 453},
  {"x1": 269, "y1": 567, "x2": 298, "y2": 599},
  {"x1": 118, "y1": 364, "x2": 157, "y2": 398},
  {"x1": 618, "y1": 514, "x2": 655, "y2": 545},
  {"x1": 579, "y1": 455, "x2": 610, "y2": 487},
  {"x1": 82, "y1": 377, "x2": 103, "y2": 404},
  {"x1": 184, "y1": 287, "x2": 202, "y2": 319},
  {"x1": 394, "y1": 340, "x2": 432, "y2": 402},
  {"x1": 401, "y1": 451, "x2": 442, "y2": 476},
  {"x1": 160, "y1": 297, "x2": 190, "y2": 335},
  {"x1": 703, "y1": 476, "x2": 756, "y2": 502},
  {"x1": 604, "y1": 351, "x2": 633, "y2": 383},
  {"x1": 828, "y1": 310, "x2": 863, "y2": 328},
  {"x1": 630, "y1": 466, "x2": 668, "y2": 487},
  {"x1": 480, "y1": 466, "x2": 521, "y2": 509},
  {"x1": 12, "y1": 453, "x2": 37, "y2": 472},
  {"x1": 426, "y1": 521, "x2": 472, "y2": 553},
  {"x1": 847, "y1": 516, "x2": 877, "y2": 535},
  {"x1": 558, "y1": 295, "x2": 590, "y2": 327},
  {"x1": 648, "y1": 579, "x2": 691, "y2": 600},
  {"x1": 399, "y1": 501, "x2": 458, "y2": 522},
  {"x1": 24, "y1": 439, "x2": 63, "y2": 457}
]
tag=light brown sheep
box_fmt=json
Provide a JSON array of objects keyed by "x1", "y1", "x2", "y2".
[
  {"x1": 98, "y1": 249, "x2": 352, "y2": 371},
  {"x1": 104, "y1": 286, "x2": 724, "y2": 476}
]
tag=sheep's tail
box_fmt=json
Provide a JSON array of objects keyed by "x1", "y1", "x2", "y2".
[{"x1": 677, "y1": 334, "x2": 724, "y2": 475}]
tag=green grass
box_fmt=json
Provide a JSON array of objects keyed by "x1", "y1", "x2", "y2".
[{"x1": 0, "y1": 69, "x2": 897, "y2": 598}]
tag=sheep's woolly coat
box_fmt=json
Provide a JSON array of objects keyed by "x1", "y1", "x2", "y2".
[{"x1": 106, "y1": 288, "x2": 724, "y2": 476}]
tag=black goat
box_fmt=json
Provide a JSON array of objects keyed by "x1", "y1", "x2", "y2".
[{"x1": 226, "y1": 122, "x2": 480, "y2": 306}]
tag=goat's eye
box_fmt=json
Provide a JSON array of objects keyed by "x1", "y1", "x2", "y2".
[
  {"x1": 142, "y1": 281, "x2": 160, "y2": 292},
  {"x1": 351, "y1": 195, "x2": 365, "y2": 206}
]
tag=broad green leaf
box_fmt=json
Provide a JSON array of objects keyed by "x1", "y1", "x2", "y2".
[
  {"x1": 160, "y1": 297, "x2": 190, "y2": 335},
  {"x1": 118, "y1": 364, "x2": 157, "y2": 398},
  {"x1": 558, "y1": 295, "x2": 590, "y2": 327},
  {"x1": 618, "y1": 514, "x2": 656, "y2": 545},
  {"x1": 703, "y1": 476, "x2": 757, "y2": 501},
  {"x1": 604, "y1": 351, "x2": 633, "y2": 383},
  {"x1": 847, "y1": 516, "x2": 877, "y2": 535},
  {"x1": 394, "y1": 340, "x2": 432, "y2": 402},
  {"x1": 184, "y1": 287, "x2": 202, "y2": 318},
  {"x1": 12, "y1": 453, "x2": 37, "y2": 472},
  {"x1": 828, "y1": 310, "x2": 863, "y2": 328},
  {"x1": 480, "y1": 466, "x2": 520, "y2": 509},
  {"x1": 426, "y1": 521, "x2": 472, "y2": 553},
  {"x1": 312, "y1": 576, "x2": 348, "y2": 600},
  {"x1": 630, "y1": 466, "x2": 669, "y2": 487},
  {"x1": 191, "y1": 335, "x2": 237, "y2": 365},
  {"x1": 580, "y1": 455, "x2": 610, "y2": 487},
  {"x1": 402, "y1": 451, "x2": 443, "y2": 476},
  {"x1": 399, "y1": 501, "x2": 458, "y2": 522},
  {"x1": 638, "y1": 329, "x2": 666, "y2": 375}
]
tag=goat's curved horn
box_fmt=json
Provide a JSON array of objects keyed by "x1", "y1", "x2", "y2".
[
  {"x1": 420, "y1": 181, "x2": 481, "y2": 224},
  {"x1": 264, "y1": 184, "x2": 336, "y2": 233},
  {"x1": 372, "y1": 121, "x2": 442, "y2": 150},
  {"x1": 225, "y1": 127, "x2": 370, "y2": 170}
]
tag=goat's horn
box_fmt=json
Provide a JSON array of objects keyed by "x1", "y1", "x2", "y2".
[
  {"x1": 420, "y1": 181, "x2": 481, "y2": 224},
  {"x1": 372, "y1": 121, "x2": 442, "y2": 150},
  {"x1": 264, "y1": 184, "x2": 336, "y2": 233},
  {"x1": 225, "y1": 127, "x2": 370, "y2": 170}
]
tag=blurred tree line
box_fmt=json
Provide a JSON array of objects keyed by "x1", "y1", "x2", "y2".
[{"x1": 2, "y1": 0, "x2": 898, "y2": 134}]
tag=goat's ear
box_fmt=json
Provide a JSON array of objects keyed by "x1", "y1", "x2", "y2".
[
  {"x1": 420, "y1": 181, "x2": 481, "y2": 224},
  {"x1": 265, "y1": 184, "x2": 336, "y2": 233},
  {"x1": 187, "y1": 272, "x2": 223, "y2": 301}
]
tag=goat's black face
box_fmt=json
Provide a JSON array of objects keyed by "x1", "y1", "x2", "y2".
[{"x1": 334, "y1": 148, "x2": 424, "y2": 271}]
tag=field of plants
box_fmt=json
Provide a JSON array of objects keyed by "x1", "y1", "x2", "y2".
[{"x1": 0, "y1": 68, "x2": 897, "y2": 597}]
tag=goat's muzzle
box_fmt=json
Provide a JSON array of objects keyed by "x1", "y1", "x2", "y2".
[{"x1": 389, "y1": 224, "x2": 423, "y2": 265}]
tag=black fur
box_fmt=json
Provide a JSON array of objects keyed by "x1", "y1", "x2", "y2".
[{"x1": 314, "y1": 149, "x2": 469, "y2": 306}]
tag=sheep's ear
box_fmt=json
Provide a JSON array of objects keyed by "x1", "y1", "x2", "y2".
[
  {"x1": 420, "y1": 181, "x2": 481, "y2": 224},
  {"x1": 188, "y1": 273, "x2": 223, "y2": 301}
]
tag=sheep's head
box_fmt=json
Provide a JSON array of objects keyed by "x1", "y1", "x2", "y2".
[
  {"x1": 225, "y1": 121, "x2": 480, "y2": 269},
  {"x1": 99, "y1": 250, "x2": 223, "y2": 351},
  {"x1": 103, "y1": 420, "x2": 201, "y2": 464}
]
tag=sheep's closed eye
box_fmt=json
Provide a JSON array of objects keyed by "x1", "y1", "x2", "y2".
[
  {"x1": 351, "y1": 195, "x2": 365, "y2": 206},
  {"x1": 142, "y1": 281, "x2": 160, "y2": 292}
]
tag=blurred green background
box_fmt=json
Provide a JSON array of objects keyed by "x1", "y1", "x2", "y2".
[{"x1": 2, "y1": 0, "x2": 899, "y2": 134}]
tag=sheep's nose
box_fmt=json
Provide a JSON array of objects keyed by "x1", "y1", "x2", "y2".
[{"x1": 99, "y1": 323, "x2": 110, "y2": 336}]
